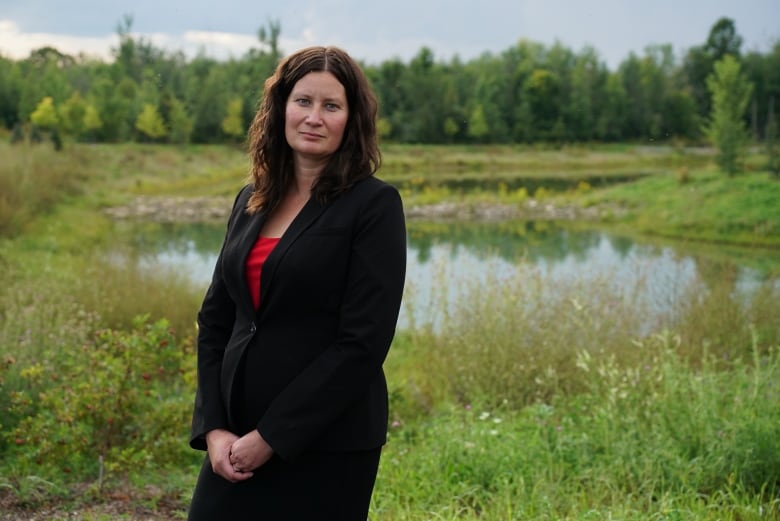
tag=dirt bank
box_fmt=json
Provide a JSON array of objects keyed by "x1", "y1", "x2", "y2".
[{"x1": 104, "y1": 196, "x2": 612, "y2": 223}]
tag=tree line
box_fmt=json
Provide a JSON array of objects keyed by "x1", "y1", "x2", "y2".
[{"x1": 0, "y1": 16, "x2": 777, "y2": 147}]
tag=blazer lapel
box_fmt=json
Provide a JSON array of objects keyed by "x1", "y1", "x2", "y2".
[{"x1": 258, "y1": 196, "x2": 329, "y2": 309}]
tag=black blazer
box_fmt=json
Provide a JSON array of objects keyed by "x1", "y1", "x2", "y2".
[{"x1": 189, "y1": 177, "x2": 406, "y2": 461}]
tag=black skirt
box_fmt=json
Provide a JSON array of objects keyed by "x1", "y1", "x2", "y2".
[{"x1": 187, "y1": 447, "x2": 381, "y2": 521}]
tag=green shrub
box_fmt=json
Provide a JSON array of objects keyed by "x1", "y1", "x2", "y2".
[
  {"x1": 0, "y1": 274, "x2": 100, "y2": 451},
  {"x1": 3, "y1": 316, "x2": 198, "y2": 482}
]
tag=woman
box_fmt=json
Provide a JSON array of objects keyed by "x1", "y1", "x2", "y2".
[{"x1": 187, "y1": 46, "x2": 406, "y2": 520}]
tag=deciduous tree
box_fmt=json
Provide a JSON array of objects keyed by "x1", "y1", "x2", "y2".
[
  {"x1": 705, "y1": 55, "x2": 753, "y2": 175},
  {"x1": 167, "y1": 97, "x2": 193, "y2": 144},
  {"x1": 30, "y1": 96, "x2": 59, "y2": 129},
  {"x1": 221, "y1": 98, "x2": 244, "y2": 141},
  {"x1": 135, "y1": 103, "x2": 167, "y2": 141},
  {"x1": 58, "y1": 92, "x2": 87, "y2": 138}
]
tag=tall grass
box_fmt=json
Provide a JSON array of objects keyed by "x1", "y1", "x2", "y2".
[
  {"x1": 1, "y1": 142, "x2": 778, "y2": 518},
  {"x1": 390, "y1": 254, "x2": 775, "y2": 417},
  {"x1": 374, "y1": 340, "x2": 780, "y2": 519},
  {"x1": 2, "y1": 261, "x2": 777, "y2": 518},
  {"x1": 0, "y1": 143, "x2": 88, "y2": 237},
  {"x1": 0, "y1": 245, "x2": 202, "y2": 343},
  {"x1": 376, "y1": 266, "x2": 780, "y2": 520}
]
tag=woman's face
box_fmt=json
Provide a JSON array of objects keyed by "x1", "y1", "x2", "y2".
[{"x1": 285, "y1": 71, "x2": 349, "y2": 163}]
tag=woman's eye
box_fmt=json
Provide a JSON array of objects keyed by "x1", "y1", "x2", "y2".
[{"x1": 296, "y1": 98, "x2": 311, "y2": 106}]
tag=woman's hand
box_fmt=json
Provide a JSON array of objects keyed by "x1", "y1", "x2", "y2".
[
  {"x1": 229, "y1": 430, "x2": 274, "y2": 473},
  {"x1": 205, "y1": 429, "x2": 254, "y2": 482}
]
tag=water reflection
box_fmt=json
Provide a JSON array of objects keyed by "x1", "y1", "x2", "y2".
[
  {"x1": 403, "y1": 225, "x2": 702, "y2": 333},
  {"x1": 113, "y1": 220, "x2": 779, "y2": 332}
]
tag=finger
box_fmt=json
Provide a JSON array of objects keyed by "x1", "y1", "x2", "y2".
[
  {"x1": 216, "y1": 465, "x2": 252, "y2": 482},
  {"x1": 224, "y1": 460, "x2": 249, "y2": 476},
  {"x1": 229, "y1": 468, "x2": 253, "y2": 481},
  {"x1": 228, "y1": 449, "x2": 241, "y2": 465}
]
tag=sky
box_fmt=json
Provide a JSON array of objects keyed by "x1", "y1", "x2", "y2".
[{"x1": 0, "y1": 0, "x2": 778, "y2": 69}]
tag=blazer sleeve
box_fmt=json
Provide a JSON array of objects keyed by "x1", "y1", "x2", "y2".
[
  {"x1": 189, "y1": 186, "x2": 250, "y2": 450},
  {"x1": 256, "y1": 183, "x2": 406, "y2": 460}
]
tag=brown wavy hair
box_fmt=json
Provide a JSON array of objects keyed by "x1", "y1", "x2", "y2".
[{"x1": 245, "y1": 46, "x2": 381, "y2": 214}]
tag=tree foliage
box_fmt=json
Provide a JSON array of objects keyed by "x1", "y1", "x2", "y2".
[
  {"x1": 221, "y1": 97, "x2": 245, "y2": 140},
  {"x1": 167, "y1": 96, "x2": 193, "y2": 144},
  {"x1": 2, "y1": 17, "x2": 778, "y2": 149},
  {"x1": 58, "y1": 92, "x2": 87, "y2": 137},
  {"x1": 705, "y1": 55, "x2": 754, "y2": 175},
  {"x1": 765, "y1": 98, "x2": 780, "y2": 176},
  {"x1": 30, "y1": 96, "x2": 59, "y2": 129},
  {"x1": 136, "y1": 103, "x2": 167, "y2": 140},
  {"x1": 83, "y1": 104, "x2": 103, "y2": 139}
]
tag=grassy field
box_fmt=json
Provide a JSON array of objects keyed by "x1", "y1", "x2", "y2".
[{"x1": 0, "y1": 142, "x2": 778, "y2": 519}]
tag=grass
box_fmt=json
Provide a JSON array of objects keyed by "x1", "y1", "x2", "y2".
[
  {"x1": 2, "y1": 249, "x2": 778, "y2": 520},
  {"x1": 580, "y1": 168, "x2": 780, "y2": 247},
  {"x1": 378, "y1": 142, "x2": 710, "y2": 177},
  {"x1": 375, "y1": 344, "x2": 780, "y2": 519},
  {"x1": 0, "y1": 143, "x2": 88, "y2": 237},
  {"x1": 2, "y1": 141, "x2": 778, "y2": 246},
  {"x1": 1, "y1": 141, "x2": 779, "y2": 519},
  {"x1": 381, "y1": 253, "x2": 779, "y2": 519}
]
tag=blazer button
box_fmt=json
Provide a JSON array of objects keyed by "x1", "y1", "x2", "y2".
[{"x1": 250, "y1": 322, "x2": 256, "y2": 334}]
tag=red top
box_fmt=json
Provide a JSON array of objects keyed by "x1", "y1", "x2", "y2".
[{"x1": 245, "y1": 236, "x2": 280, "y2": 309}]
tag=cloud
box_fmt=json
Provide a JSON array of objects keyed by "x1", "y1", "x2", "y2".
[
  {"x1": 184, "y1": 30, "x2": 256, "y2": 48},
  {"x1": 150, "y1": 30, "x2": 260, "y2": 59},
  {"x1": 345, "y1": 36, "x2": 482, "y2": 65},
  {"x1": 0, "y1": 18, "x2": 302, "y2": 62},
  {"x1": 0, "y1": 19, "x2": 116, "y2": 60}
]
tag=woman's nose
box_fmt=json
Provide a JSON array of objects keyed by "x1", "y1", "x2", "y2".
[{"x1": 305, "y1": 106, "x2": 324, "y2": 124}]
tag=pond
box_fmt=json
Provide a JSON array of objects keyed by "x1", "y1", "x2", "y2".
[{"x1": 116, "y1": 218, "x2": 780, "y2": 333}]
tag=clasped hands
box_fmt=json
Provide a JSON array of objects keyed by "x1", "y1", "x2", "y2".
[{"x1": 206, "y1": 428, "x2": 274, "y2": 483}]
